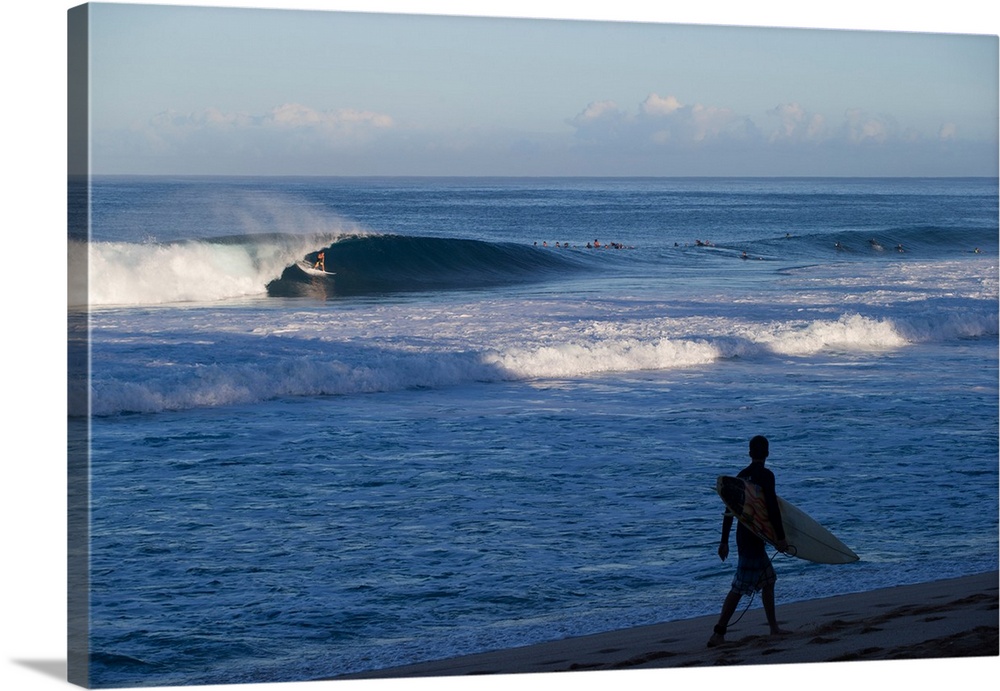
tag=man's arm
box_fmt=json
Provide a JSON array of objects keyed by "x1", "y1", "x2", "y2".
[{"x1": 718, "y1": 513, "x2": 734, "y2": 561}]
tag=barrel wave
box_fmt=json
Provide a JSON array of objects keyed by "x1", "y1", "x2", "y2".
[
  {"x1": 265, "y1": 234, "x2": 586, "y2": 297},
  {"x1": 78, "y1": 232, "x2": 586, "y2": 307}
]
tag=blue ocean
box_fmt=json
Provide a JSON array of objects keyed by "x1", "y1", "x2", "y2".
[{"x1": 71, "y1": 176, "x2": 999, "y2": 687}]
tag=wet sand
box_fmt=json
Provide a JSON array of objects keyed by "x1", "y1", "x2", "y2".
[{"x1": 335, "y1": 571, "x2": 997, "y2": 680}]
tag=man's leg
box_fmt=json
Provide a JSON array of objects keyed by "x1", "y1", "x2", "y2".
[
  {"x1": 708, "y1": 588, "x2": 742, "y2": 646},
  {"x1": 761, "y1": 582, "x2": 789, "y2": 635},
  {"x1": 719, "y1": 588, "x2": 742, "y2": 628}
]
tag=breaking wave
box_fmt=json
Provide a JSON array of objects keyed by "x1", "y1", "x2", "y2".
[{"x1": 73, "y1": 233, "x2": 585, "y2": 306}]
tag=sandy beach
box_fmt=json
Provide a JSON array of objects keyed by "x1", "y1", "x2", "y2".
[{"x1": 337, "y1": 571, "x2": 997, "y2": 680}]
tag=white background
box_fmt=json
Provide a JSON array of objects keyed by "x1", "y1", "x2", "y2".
[{"x1": 2, "y1": 2, "x2": 997, "y2": 690}]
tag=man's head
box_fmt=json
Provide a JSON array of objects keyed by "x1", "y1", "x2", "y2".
[{"x1": 749, "y1": 435, "x2": 769, "y2": 461}]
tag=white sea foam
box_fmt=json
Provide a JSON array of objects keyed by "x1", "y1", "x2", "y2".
[
  {"x1": 75, "y1": 236, "x2": 331, "y2": 306},
  {"x1": 486, "y1": 337, "x2": 722, "y2": 379},
  {"x1": 86, "y1": 294, "x2": 998, "y2": 416},
  {"x1": 752, "y1": 313, "x2": 909, "y2": 355}
]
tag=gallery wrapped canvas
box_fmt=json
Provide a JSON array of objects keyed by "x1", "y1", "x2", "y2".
[{"x1": 66, "y1": 2, "x2": 997, "y2": 689}]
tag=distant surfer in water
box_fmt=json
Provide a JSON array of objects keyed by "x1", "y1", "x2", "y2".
[
  {"x1": 313, "y1": 251, "x2": 326, "y2": 272},
  {"x1": 708, "y1": 435, "x2": 790, "y2": 647}
]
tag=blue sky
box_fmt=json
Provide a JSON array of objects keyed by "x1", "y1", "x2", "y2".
[{"x1": 83, "y1": 1, "x2": 999, "y2": 176}]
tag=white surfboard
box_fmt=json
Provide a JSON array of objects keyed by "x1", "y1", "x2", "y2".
[
  {"x1": 717, "y1": 475, "x2": 859, "y2": 564},
  {"x1": 296, "y1": 260, "x2": 335, "y2": 276}
]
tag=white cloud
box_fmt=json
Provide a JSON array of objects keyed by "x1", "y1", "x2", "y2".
[
  {"x1": 571, "y1": 93, "x2": 750, "y2": 148},
  {"x1": 843, "y1": 108, "x2": 894, "y2": 144},
  {"x1": 556, "y1": 90, "x2": 999, "y2": 176},
  {"x1": 576, "y1": 100, "x2": 624, "y2": 122},
  {"x1": 132, "y1": 102, "x2": 394, "y2": 155},
  {"x1": 685, "y1": 102, "x2": 745, "y2": 142},
  {"x1": 567, "y1": 100, "x2": 629, "y2": 144},
  {"x1": 93, "y1": 95, "x2": 996, "y2": 177},
  {"x1": 767, "y1": 102, "x2": 827, "y2": 142},
  {"x1": 640, "y1": 93, "x2": 682, "y2": 116},
  {"x1": 94, "y1": 102, "x2": 397, "y2": 174},
  {"x1": 265, "y1": 103, "x2": 393, "y2": 130}
]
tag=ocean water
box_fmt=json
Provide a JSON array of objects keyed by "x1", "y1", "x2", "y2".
[{"x1": 70, "y1": 176, "x2": 999, "y2": 687}]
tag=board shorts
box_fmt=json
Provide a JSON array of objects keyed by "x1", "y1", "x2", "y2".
[{"x1": 731, "y1": 553, "x2": 776, "y2": 596}]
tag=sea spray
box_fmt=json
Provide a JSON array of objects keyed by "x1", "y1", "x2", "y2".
[{"x1": 81, "y1": 234, "x2": 339, "y2": 306}]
